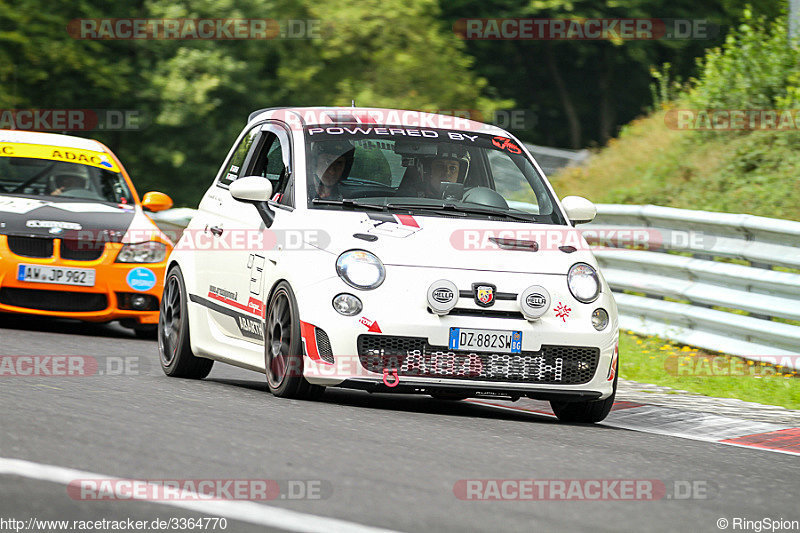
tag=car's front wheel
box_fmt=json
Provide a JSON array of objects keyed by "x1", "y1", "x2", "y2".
[
  {"x1": 264, "y1": 281, "x2": 324, "y2": 400},
  {"x1": 158, "y1": 265, "x2": 214, "y2": 379}
]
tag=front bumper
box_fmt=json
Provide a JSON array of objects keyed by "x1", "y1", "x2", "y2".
[
  {"x1": 294, "y1": 265, "x2": 619, "y2": 399},
  {"x1": 0, "y1": 235, "x2": 166, "y2": 325}
]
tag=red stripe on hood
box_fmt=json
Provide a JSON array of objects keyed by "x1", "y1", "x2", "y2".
[{"x1": 394, "y1": 214, "x2": 419, "y2": 228}]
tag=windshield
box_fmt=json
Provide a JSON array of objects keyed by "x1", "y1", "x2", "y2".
[
  {"x1": 0, "y1": 157, "x2": 134, "y2": 204},
  {"x1": 304, "y1": 126, "x2": 565, "y2": 224}
]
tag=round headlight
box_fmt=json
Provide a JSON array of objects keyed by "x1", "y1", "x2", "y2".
[
  {"x1": 332, "y1": 293, "x2": 363, "y2": 316},
  {"x1": 567, "y1": 262, "x2": 600, "y2": 303},
  {"x1": 336, "y1": 250, "x2": 385, "y2": 290},
  {"x1": 591, "y1": 308, "x2": 609, "y2": 330}
]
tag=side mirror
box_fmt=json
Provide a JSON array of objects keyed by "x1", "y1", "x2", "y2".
[
  {"x1": 561, "y1": 196, "x2": 596, "y2": 225},
  {"x1": 141, "y1": 191, "x2": 173, "y2": 212},
  {"x1": 229, "y1": 176, "x2": 275, "y2": 227},
  {"x1": 229, "y1": 176, "x2": 273, "y2": 202}
]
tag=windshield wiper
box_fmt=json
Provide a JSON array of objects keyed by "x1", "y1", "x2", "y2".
[
  {"x1": 385, "y1": 202, "x2": 468, "y2": 217},
  {"x1": 312, "y1": 198, "x2": 388, "y2": 211},
  {"x1": 386, "y1": 202, "x2": 535, "y2": 222},
  {"x1": 454, "y1": 205, "x2": 536, "y2": 222}
]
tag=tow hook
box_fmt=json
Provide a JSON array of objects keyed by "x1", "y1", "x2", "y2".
[{"x1": 382, "y1": 368, "x2": 399, "y2": 387}]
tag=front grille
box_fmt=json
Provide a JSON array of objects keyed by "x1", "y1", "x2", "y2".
[
  {"x1": 0, "y1": 288, "x2": 107, "y2": 312},
  {"x1": 6, "y1": 236, "x2": 54, "y2": 258},
  {"x1": 357, "y1": 334, "x2": 600, "y2": 385},
  {"x1": 429, "y1": 307, "x2": 525, "y2": 320},
  {"x1": 60, "y1": 239, "x2": 105, "y2": 261},
  {"x1": 315, "y1": 327, "x2": 334, "y2": 363}
]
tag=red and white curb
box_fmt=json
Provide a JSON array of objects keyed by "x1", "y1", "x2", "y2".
[{"x1": 467, "y1": 399, "x2": 800, "y2": 456}]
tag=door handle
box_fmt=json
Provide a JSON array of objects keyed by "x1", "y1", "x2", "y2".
[{"x1": 209, "y1": 225, "x2": 224, "y2": 237}]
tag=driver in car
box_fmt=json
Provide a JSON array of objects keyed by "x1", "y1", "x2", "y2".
[
  {"x1": 50, "y1": 174, "x2": 87, "y2": 196},
  {"x1": 310, "y1": 140, "x2": 354, "y2": 201},
  {"x1": 399, "y1": 144, "x2": 469, "y2": 199}
]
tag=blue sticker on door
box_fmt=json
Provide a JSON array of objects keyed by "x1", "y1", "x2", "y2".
[{"x1": 126, "y1": 267, "x2": 157, "y2": 292}]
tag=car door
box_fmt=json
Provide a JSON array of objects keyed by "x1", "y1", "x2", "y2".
[
  {"x1": 189, "y1": 124, "x2": 260, "y2": 355},
  {"x1": 199, "y1": 122, "x2": 294, "y2": 368}
]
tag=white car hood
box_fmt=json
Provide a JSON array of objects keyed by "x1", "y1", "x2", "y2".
[{"x1": 297, "y1": 210, "x2": 596, "y2": 275}]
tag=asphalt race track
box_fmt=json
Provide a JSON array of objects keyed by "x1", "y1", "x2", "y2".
[{"x1": 1, "y1": 314, "x2": 798, "y2": 533}]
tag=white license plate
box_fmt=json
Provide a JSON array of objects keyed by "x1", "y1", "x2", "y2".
[
  {"x1": 17, "y1": 264, "x2": 96, "y2": 287},
  {"x1": 449, "y1": 328, "x2": 522, "y2": 353}
]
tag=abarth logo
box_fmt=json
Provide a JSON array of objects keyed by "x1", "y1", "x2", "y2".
[{"x1": 473, "y1": 283, "x2": 496, "y2": 307}]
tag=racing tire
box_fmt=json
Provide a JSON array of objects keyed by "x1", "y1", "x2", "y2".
[
  {"x1": 264, "y1": 281, "x2": 325, "y2": 400},
  {"x1": 550, "y1": 361, "x2": 618, "y2": 423},
  {"x1": 158, "y1": 265, "x2": 214, "y2": 379}
]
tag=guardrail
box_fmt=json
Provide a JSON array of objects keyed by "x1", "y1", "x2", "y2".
[
  {"x1": 584, "y1": 205, "x2": 800, "y2": 369},
  {"x1": 524, "y1": 143, "x2": 589, "y2": 176},
  {"x1": 150, "y1": 204, "x2": 800, "y2": 369}
]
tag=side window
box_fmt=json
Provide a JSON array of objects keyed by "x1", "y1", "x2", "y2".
[
  {"x1": 248, "y1": 125, "x2": 293, "y2": 206},
  {"x1": 218, "y1": 127, "x2": 259, "y2": 187},
  {"x1": 486, "y1": 150, "x2": 542, "y2": 213}
]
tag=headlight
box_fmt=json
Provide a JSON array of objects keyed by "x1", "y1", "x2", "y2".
[
  {"x1": 115, "y1": 241, "x2": 167, "y2": 263},
  {"x1": 336, "y1": 250, "x2": 385, "y2": 290},
  {"x1": 591, "y1": 308, "x2": 609, "y2": 330},
  {"x1": 567, "y1": 262, "x2": 600, "y2": 303},
  {"x1": 332, "y1": 293, "x2": 363, "y2": 316}
]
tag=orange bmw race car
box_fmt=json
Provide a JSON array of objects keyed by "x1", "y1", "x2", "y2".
[{"x1": 0, "y1": 129, "x2": 174, "y2": 337}]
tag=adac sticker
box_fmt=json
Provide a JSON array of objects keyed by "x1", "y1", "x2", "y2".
[
  {"x1": 0, "y1": 142, "x2": 120, "y2": 172},
  {"x1": 126, "y1": 267, "x2": 157, "y2": 292}
]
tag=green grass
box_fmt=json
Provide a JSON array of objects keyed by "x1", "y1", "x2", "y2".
[
  {"x1": 619, "y1": 331, "x2": 800, "y2": 410},
  {"x1": 551, "y1": 108, "x2": 800, "y2": 222}
]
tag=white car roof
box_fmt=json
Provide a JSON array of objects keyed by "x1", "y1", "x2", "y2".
[
  {"x1": 248, "y1": 106, "x2": 510, "y2": 136},
  {"x1": 0, "y1": 129, "x2": 108, "y2": 152}
]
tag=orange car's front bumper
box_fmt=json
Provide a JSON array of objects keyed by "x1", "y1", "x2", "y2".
[{"x1": 0, "y1": 235, "x2": 167, "y2": 325}]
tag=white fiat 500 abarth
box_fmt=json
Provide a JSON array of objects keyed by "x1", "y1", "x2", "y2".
[{"x1": 159, "y1": 107, "x2": 619, "y2": 423}]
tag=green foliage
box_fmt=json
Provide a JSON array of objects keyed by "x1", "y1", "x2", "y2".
[
  {"x1": 619, "y1": 331, "x2": 800, "y2": 410},
  {"x1": 554, "y1": 9, "x2": 800, "y2": 222},
  {"x1": 687, "y1": 12, "x2": 800, "y2": 110},
  {"x1": 649, "y1": 63, "x2": 686, "y2": 110},
  {"x1": 1, "y1": 0, "x2": 792, "y2": 206},
  {"x1": 0, "y1": 0, "x2": 507, "y2": 205}
]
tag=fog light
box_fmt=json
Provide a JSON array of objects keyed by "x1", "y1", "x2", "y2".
[
  {"x1": 427, "y1": 279, "x2": 458, "y2": 315},
  {"x1": 333, "y1": 293, "x2": 362, "y2": 316},
  {"x1": 519, "y1": 285, "x2": 551, "y2": 320},
  {"x1": 592, "y1": 308, "x2": 609, "y2": 330},
  {"x1": 131, "y1": 295, "x2": 149, "y2": 310}
]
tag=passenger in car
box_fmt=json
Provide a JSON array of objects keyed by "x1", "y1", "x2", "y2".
[{"x1": 309, "y1": 141, "x2": 354, "y2": 200}]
